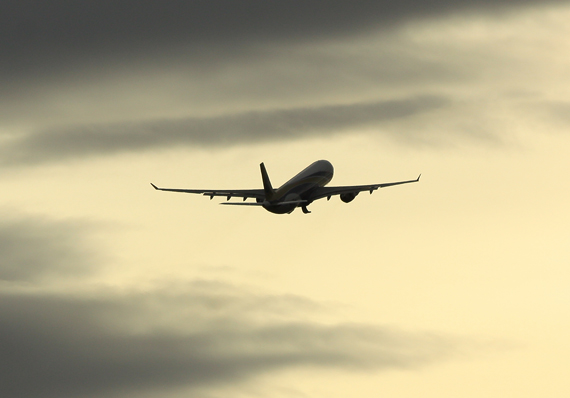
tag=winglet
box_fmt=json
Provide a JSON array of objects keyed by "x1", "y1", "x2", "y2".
[
  {"x1": 416, "y1": 174, "x2": 421, "y2": 182},
  {"x1": 151, "y1": 183, "x2": 159, "y2": 190}
]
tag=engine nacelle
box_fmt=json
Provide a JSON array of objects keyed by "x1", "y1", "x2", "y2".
[{"x1": 340, "y1": 192, "x2": 358, "y2": 203}]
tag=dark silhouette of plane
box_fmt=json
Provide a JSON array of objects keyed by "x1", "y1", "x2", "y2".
[{"x1": 151, "y1": 160, "x2": 420, "y2": 214}]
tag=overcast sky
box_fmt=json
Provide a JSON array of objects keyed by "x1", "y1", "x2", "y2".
[{"x1": 2, "y1": 2, "x2": 570, "y2": 397}]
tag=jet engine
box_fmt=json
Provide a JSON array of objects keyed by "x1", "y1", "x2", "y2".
[{"x1": 340, "y1": 192, "x2": 358, "y2": 203}]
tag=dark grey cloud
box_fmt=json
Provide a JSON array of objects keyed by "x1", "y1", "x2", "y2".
[
  {"x1": 0, "y1": 213, "x2": 459, "y2": 398},
  {"x1": 1, "y1": 0, "x2": 567, "y2": 79},
  {"x1": 0, "y1": 286, "x2": 457, "y2": 398},
  {"x1": 0, "y1": 95, "x2": 448, "y2": 166},
  {"x1": 0, "y1": 216, "x2": 95, "y2": 282}
]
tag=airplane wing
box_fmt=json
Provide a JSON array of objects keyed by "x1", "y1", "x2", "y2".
[
  {"x1": 150, "y1": 183, "x2": 266, "y2": 201},
  {"x1": 309, "y1": 175, "x2": 421, "y2": 201}
]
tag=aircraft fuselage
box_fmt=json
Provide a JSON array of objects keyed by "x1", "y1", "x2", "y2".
[{"x1": 263, "y1": 160, "x2": 334, "y2": 214}]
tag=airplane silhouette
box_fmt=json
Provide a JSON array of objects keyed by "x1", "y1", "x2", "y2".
[{"x1": 151, "y1": 160, "x2": 420, "y2": 214}]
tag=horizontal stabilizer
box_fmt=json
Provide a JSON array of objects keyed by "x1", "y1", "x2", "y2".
[
  {"x1": 277, "y1": 200, "x2": 308, "y2": 205},
  {"x1": 220, "y1": 202, "x2": 265, "y2": 206}
]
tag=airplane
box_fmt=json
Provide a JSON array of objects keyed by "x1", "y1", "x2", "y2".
[{"x1": 151, "y1": 160, "x2": 420, "y2": 214}]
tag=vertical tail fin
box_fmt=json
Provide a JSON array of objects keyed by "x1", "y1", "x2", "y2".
[{"x1": 260, "y1": 162, "x2": 274, "y2": 201}]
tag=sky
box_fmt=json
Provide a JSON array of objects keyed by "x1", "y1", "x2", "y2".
[{"x1": 1, "y1": 1, "x2": 570, "y2": 397}]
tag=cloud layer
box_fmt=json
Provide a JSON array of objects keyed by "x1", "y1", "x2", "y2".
[
  {"x1": 1, "y1": 96, "x2": 448, "y2": 166},
  {"x1": 2, "y1": 0, "x2": 567, "y2": 79},
  {"x1": 0, "y1": 214, "x2": 458, "y2": 398},
  {"x1": 2, "y1": 2, "x2": 568, "y2": 166},
  {"x1": 0, "y1": 217, "x2": 94, "y2": 282},
  {"x1": 0, "y1": 289, "x2": 455, "y2": 398}
]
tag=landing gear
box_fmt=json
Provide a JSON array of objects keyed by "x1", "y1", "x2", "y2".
[{"x1": 301, "y1": 205, "x2": 311, "y2": 214}]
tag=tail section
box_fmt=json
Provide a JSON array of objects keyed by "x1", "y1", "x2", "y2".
[{"x1": 260, "y1": 163, "x2": 274, "y2": 201}]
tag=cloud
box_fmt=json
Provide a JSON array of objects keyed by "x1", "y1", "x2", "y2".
[
  {"x1": 0, "y1": 216, "x2": 95, "y2": 282},
  {"x1": 0, "y1": 95, "x2": 449, "y2": 166},
  {"x1": 2, "y1": 3, "x2": 567, "y2": 156},
  {"x1": 0, "y1": 213, "x2": 459, "y2": 398},
  {"x1": 1, "y1": 0, "x2": 567, "y2": 80},
  {"x1": 0, "y1": 285, "x2": 457, "y2": 398}
]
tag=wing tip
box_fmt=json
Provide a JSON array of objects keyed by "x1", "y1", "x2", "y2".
[
  {"x1": 417, "y1": 174, "x2": 421, "y2": 182},
  {"x1": 150, "y1": 183, "x2": 159, "y2": 190}
]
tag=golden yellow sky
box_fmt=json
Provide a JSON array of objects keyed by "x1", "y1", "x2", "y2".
[{"x1": 1, "y1": 3, "x2": 569, "y2": 398}]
